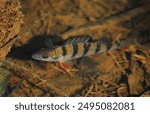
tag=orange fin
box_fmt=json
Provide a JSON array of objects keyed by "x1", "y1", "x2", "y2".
[
  {"x1": 59, "y1": 61, "x2": 72, "y2": 71},
  {"x1": 120, "y1": 45, "x2": 129, "y2": 51},
  {"x1": 58, "y1": 61, "x2": 78, "y2": 76}
]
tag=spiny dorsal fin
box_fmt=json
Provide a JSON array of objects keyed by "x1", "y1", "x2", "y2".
[
  {"x1": 44, "y1": 38, "x2": 54, "y2": 48},
  {"x1": 64, "y1": 35, "x2": 93, "y2": 45}
]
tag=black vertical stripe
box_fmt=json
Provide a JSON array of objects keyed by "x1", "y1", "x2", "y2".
[
  {"x1": 83, "y1": 43, "x2": 91, "y2": 56},
  {"x1": 62, "y1": 46, "x2": 67, "y2": 57},
  {"x1": 95, "y1": 42, "x2": 101, "y2": 54},
  {"x1": 99, "y1": 39, "x2": 112, "y2": 51},
  {"x1": 71, "y1": 44, "x2": 78, "y2": 58}
]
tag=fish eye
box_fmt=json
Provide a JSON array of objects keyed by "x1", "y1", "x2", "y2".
[{"x1": 42, "y1": 54, "x2": 48, "y2": 58}]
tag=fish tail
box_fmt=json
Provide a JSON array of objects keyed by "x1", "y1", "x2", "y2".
[
  {"x1": 117, "y1": 40, "x2": 127, "y2": 49},
  {"x1": 117, "y1": 38, "x2": 132, "y2": 51},
  {"x1": 96, "y1": 37, "x2": 131, "y2": 52}
]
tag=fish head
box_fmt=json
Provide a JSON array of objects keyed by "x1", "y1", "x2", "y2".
[{"x1": 32, "y1": 48, "x2": 63, "y2": 61}]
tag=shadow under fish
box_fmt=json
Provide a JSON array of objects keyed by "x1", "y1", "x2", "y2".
[{"x1": 7, "y1": 35, "x2": 63, "y2": 60}]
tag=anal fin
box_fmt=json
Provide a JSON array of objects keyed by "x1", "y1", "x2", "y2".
[{"x1": 59, "y1": 61, "x2": 78, "y2": 76}]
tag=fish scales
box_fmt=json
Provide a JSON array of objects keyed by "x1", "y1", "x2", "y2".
[
  {"x1": 84, "y1": 42, "x2": 97, "y2": 56},
  {"x1": 55, "y1": 43, "x2": 86, "y2": 60},
  {"x1": 52, "y1": 41, "x2": 111, "y2": 60},
  {"x1": 73, "y1": 43, "x2": 85, "y2": 58},
  {"x1": 62, "y1": 45, "x2": 74, "y2": 59}
]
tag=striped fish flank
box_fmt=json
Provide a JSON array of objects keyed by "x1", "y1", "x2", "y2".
[{"x1": 32, "y1": 36, "x2": 127, "y2": 61}]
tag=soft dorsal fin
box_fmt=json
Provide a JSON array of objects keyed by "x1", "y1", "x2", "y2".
[
  {"x1": 97, "y1": 37, "x2": 112, "y2": 45},
  {"x1": 64, "y1": 35, "x2": 93, "y2": 45},
  {"x1": 96, "y1": 37, "x2": 112, "y2": 49}
]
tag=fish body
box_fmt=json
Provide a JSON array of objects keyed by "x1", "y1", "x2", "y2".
[{"x1": 32, "y1": 35, "x2": 126, "y2": 61}]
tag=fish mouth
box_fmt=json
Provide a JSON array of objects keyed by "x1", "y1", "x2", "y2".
[
  {"x1": 31, "y1": 54, "x2": 41, "y2": 61},
  {"x1": 31, "y1": 52, "x2": 63, "y2": 62},
  {"x1": 31, "y1": 53, "x2": 46, "y2": 61}
]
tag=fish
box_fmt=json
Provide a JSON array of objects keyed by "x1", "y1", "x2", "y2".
[{"x1": 32, "y1": 35, "x2": 128, "y2": 62}]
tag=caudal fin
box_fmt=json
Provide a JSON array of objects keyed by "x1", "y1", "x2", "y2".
[{"x1": 117, "y1": 38, "x2": 134, "y2": 50}]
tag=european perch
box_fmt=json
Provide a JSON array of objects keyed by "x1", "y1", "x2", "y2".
[
  {"x1": 32, "y1": 35, "x2": 128, "y2": 61},
  {"x1": 32, "y1": 35, "x2": 130, "y2": 72}
]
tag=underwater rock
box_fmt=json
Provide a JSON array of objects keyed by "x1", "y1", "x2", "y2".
[{"x1": 0, "y1": 0, "x2": 23, "y2": 65}]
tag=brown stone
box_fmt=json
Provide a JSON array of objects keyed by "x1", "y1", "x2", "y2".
[{"x1": 0, "y1": 0, "x2": 23, "y2": 65}]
